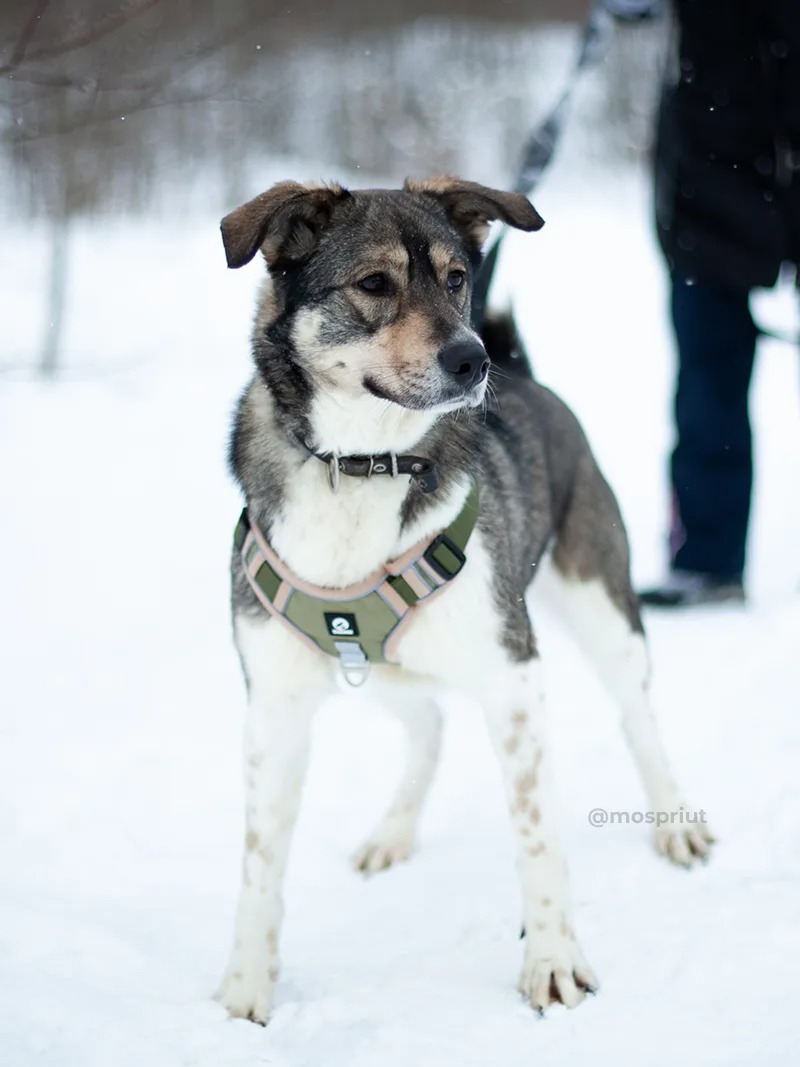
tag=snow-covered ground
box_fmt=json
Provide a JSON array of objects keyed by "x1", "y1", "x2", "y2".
[{"x1": 2, "y1": 157, "x2": 799, "y2": 1067}]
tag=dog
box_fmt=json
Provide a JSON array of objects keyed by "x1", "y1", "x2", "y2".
[{"x1": 215, "y1": 177, "x2": 713, "y2": 1024}]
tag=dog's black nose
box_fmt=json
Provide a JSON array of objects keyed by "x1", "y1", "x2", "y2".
[{"x1": 438, "y1": 341, "x2": 490, "y2": 390}]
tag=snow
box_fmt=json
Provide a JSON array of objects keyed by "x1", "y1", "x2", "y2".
[{"x1": 2, "y1": 160, "x2": 799, "y2": 1067}]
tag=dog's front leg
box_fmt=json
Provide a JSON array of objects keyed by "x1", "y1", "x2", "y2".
[
  {"x1": 353, "y1": 687, "x2": 442, "y2": 873},
  {"x1": 481, "y1": 659, "x2": 598, "y2": 1013},
  {"x1": 216, "y1": 617, "x2": 330, "y2": 1024}
]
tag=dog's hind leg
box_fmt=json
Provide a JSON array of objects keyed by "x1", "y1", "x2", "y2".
[
  {"x1": 216, "y1": 616, "x2": 331, "y2": 1025},
  {"x1": 480, "y1": 658, "x2": 598, "y2": 1012},
  {"x1": 545, "y1": 454, "x2": 714, "y2": 865},
  {"x1": 353, "y1": 689, "x2": 442, "y2": 874}
]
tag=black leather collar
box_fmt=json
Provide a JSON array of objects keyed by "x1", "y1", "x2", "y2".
[{"x1": 295, "y1": 437, "x2": 439, "y2": 494}]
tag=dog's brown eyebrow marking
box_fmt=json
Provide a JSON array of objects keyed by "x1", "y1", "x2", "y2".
[
  {"x1": 429, "y1": 241, "x2": 462, "y2": 276},
  {"x1": 351, "y1": 244, "x2": 409, "y2": 279}
]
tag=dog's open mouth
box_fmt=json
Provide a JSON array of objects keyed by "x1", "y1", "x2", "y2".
[{"x1": 363, "y1": 376, "x2": 487, "y2": 412}]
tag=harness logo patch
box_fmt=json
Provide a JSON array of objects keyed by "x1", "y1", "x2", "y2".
[{"x1": 325, "y1": 613, "x2": 359, "y2": 638}]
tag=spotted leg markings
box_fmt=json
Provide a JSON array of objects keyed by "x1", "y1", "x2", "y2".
[{"x1": 481, "y1": 661, "x2": 597, "y2": 1013}]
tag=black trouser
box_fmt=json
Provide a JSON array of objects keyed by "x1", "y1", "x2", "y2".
[{"x1": 669, "y1": 273, "x2": 758, "y2": 578}]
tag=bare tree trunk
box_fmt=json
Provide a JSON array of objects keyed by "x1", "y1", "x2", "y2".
[{"x1": 40, "y1": 212, "x2": 68, "y2": 377}]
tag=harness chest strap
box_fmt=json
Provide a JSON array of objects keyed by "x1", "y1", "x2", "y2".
[{"x1": 233, "y1": 482, "x2": 480, "y2": 680}]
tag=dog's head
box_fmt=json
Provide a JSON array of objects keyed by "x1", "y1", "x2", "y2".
[{"x1": 221, "y1": 177, "x2": 542, "y2": 423}]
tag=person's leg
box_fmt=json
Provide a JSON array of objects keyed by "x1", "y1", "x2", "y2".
[{"x1": 669, "y1": 272, "x2": 758, "y2": 580}]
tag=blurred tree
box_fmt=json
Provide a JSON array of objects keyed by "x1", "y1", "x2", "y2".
[{"x1": 1, "y1": 0, "x2": 269, "y2": 371}]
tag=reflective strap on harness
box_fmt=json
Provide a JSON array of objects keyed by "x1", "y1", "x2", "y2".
[{"x1": 233, "y1": 481, "x2": 480, "y2": 670}]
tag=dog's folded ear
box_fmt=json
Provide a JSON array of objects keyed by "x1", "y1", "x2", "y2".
[
  {"x1": 221, "y1": 181, "x2": 351, "y2": 269},
  {"x1": 404, "y1": 176, "x2": 544, "y2": 250}
]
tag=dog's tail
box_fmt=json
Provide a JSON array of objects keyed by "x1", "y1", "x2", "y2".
[{"x1": 479, "y1": 310, "x2": 534, "y2": 380}]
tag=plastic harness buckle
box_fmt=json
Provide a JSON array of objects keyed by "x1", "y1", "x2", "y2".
[{"x1": 423, "y1": 533, "x2": 467, "y2": 580}]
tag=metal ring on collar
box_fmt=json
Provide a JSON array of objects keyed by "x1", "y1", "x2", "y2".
[{"x1": 327, "y1": 454, "x2": 341, "y2": 493}]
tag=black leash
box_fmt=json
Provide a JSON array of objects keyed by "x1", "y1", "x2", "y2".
[{"x1": 471, "y1": 7, "x2": 616, "y2": 330}]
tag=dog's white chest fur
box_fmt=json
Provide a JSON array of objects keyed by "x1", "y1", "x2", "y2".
[{"x1": 269, "y1": 463, "x2": 469, "y2": 588}]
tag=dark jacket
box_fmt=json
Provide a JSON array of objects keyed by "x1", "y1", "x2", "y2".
[{"x1": 655, "y1": 0, "x2": 800, "y2": 290}]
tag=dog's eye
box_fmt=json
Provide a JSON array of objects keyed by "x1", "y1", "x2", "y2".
[
  {"x1": 447, "y1": 270, "x2": 466, "y2": 292},
  {"x1": 358, "y1": 273, "x2": 390, "y2": 294}
]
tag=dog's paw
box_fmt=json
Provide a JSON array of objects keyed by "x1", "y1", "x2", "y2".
[
  {"x1": 215, "y1": 968, "x2": 276, "y2": 1026},
  {"x1": 655, "y1": 822, "x2": 715, "y2": 867},
  {"x1": 518, "y1": 939, "x2": 598, "y2": 1014},
  {"x1": 353, "y1": 820, "x2": 415, "y2": 874}
]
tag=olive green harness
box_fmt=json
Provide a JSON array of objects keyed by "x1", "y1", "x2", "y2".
[{"x1": 234, "y1": 482, "x2": 480, "y2": 686}]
